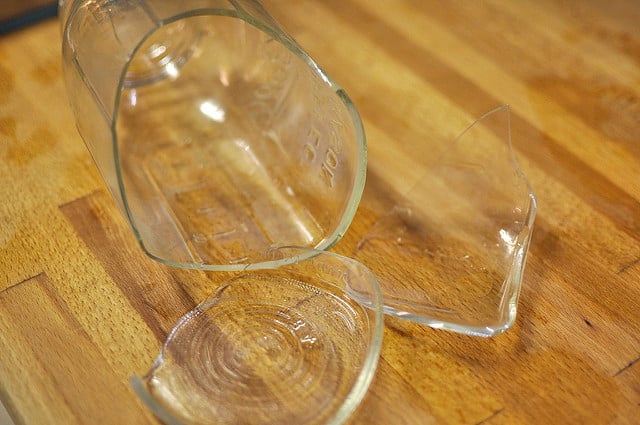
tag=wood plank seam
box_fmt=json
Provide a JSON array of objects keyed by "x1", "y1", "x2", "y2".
[
  {"x1": 0, "y1": 272, "x2": 44, "y2": 295},
  {"x1": 474, "y1": 407, "x2": 505, "y2": 425},
  {"x1": 614, "y1": 357, "x2": 640, "y2": 377},
  {"x1": 59, "y1": 189, "x2": 197, "y2": 343}
]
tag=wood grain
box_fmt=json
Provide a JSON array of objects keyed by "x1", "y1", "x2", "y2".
[
  {"x1": 1, "y1": 1, "x2": 640, "y2": 424},
  {"x1": 0, "y1": 273, "x2": 154, "y2": 425}
]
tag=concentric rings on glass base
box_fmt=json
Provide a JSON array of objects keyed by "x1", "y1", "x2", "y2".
[{"x1": 132, "y1": 248, "x2": 383, "y2": 425}]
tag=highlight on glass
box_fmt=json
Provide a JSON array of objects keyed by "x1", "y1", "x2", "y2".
[{"x1": 60, "y1": 0, "x2": 367, "y2": 271}]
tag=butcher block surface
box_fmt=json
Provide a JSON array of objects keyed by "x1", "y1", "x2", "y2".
[{"x1": 1, "y1": 1, "x2": 639, "y2": 424}]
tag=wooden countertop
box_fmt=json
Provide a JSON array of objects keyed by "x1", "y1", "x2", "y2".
[{"x1": 1, "y1": 1, "x2": 639, "y2": 424}]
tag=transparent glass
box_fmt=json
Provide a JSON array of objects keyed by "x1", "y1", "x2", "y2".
[
  {"x1": 59, "y1": 0, "x2": 366, "y2": 270},
  {"x1": 354, "y1": 106, "x2": 537, "y2": 337},
  {"x1": 131, "y1": 247, "x2": 384, "y2": 425}
]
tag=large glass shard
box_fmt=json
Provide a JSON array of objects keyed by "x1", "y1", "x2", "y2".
[{"x1": 354, "y1": 106, "x2": 537, "y2": 337}]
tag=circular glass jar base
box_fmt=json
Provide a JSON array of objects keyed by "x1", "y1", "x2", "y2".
[{"x1": 132, "y1": 248, "x2": 383, "y2": 425}]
